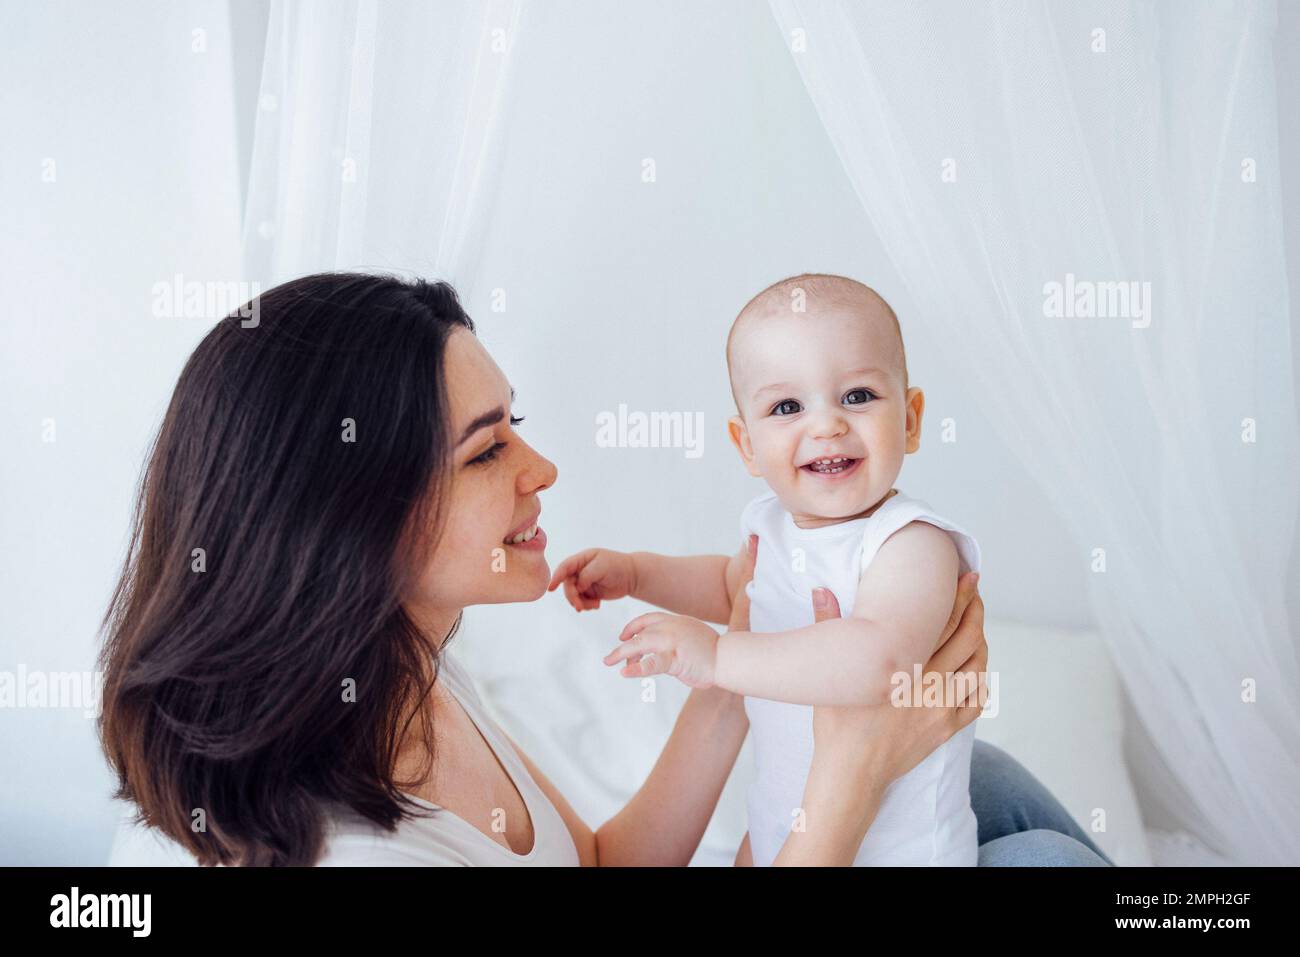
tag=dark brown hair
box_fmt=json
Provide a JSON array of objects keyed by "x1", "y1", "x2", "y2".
[{"x1": 98, "y1": 272, "x2": 473, "y2": 865}]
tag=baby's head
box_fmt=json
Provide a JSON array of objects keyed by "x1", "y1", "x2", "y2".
[{"x1": 726, "y1": 274, "x2": 924, "y2": 527}]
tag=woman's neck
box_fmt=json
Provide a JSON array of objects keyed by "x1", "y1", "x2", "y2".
[
  {"x1": 391, "y1": 604, "x2": 462, "y2": 787},
  {"x1": 406, "y1": 601, "x2": 464, "y2": 652}
]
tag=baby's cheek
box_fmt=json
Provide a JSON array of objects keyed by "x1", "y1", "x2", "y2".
[
  {"x1": 753, "y1": 433, "x2": 790, "y2": 466},
  {"x1": 758, "y1": 448, "x2": 794, "y2": 482}
]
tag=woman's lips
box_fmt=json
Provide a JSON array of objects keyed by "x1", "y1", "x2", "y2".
[
  {"x1": 503, "y1": 526, "x2": 546, "y2": 551},
  {"x1": 801, "y1": 456, "x2": 862, "y2": 479}
]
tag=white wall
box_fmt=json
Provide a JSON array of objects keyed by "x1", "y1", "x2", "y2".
[{"x1": 0, "y1": 1, "x2": 243, "y2": 863}]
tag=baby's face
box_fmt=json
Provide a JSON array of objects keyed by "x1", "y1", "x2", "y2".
[{"x1": 727, "y1": 304, "x2": 923, "y2": 527}]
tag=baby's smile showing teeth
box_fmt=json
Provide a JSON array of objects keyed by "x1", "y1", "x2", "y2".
[
  {"x1": 803, "y1": 456, "x2": 860, "y2": 475},
  {"x1": 504, "y1": 524, "x2": 539, "y2": 545}
]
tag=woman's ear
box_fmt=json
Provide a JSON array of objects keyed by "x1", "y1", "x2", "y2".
[
  {"x1": 728, "y1": 415, "x2": 762, "y2": 477},
  {"x1": 904, "y1": 387, "x2": 925, "y2": 453}
]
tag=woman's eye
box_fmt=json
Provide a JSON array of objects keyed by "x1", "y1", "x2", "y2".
[
  {"x1": 469, "y1": 415, "x2": 524, "y2": 466},
  {"x1": 843, "y1": 389, "x2": 875, "y2": 406},
  {"x1": 470, "y1": 442, "x2": 507, "y2": 466},
  {"x1": 771, "y1": 399, "x2": 802, "y2": 416}
]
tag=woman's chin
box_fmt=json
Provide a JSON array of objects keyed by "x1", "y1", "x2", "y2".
[
  {"x1": 522, "y1": 574, "x2": 550, "y2": 602},
  {"x1": 495, "y1": 565, "x2": 551, "y2": 604}
]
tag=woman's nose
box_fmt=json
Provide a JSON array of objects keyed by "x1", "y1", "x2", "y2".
[{"x1": 518, "y1": 439, "x2": 558, "y2": 494}]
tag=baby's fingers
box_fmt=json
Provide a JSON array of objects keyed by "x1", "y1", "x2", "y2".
[
  {"x1": 547, "y1": 549, "x2": 594, "y2": 593},
  {"x1": 623, "y1": 651, "x2": 668, "y2": 678},
  {"x1": 561, "y1": 578, "x2": 598, "y2": 612},
  {"x1": 603, "y1": 634, "x2": 652, "y2": 667},
  {"x1": 546, "y1": 556, "x2": 575, "y2": 593},
  {"x1": 617, "y1": 612, "x2": 669, "y2": 644},
  {"x1": 561, "y1": 578, "x2": 584, "y2": 612}
]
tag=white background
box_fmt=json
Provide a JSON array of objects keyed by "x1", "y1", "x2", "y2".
[{"x1": 1, "y1": 0, "x2": 1297, "y2": 863}]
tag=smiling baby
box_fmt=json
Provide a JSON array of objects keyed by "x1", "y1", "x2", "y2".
[{"x1": 550, "y1": 273, "x2": 982, "y2": 866}]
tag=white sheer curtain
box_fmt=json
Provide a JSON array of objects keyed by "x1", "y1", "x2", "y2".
[
  {"x1": 769, "y1": 0, "x2": 1299, "y2": 863},
  {"x1": 242, "y1": 0, "x2": 524, "y2": 288}
]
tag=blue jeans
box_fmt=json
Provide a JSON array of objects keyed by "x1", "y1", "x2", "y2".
[{"x1": 971, "y1": 740, "x2": 1113, "y2": 866}]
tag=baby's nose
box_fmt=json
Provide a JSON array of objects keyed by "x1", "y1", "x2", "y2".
[{"x1": 808, "y1": 409, "x2": 849, "y2": 439}]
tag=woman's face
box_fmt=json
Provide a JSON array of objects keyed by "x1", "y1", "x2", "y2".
[{"x1": 407, "y1": 329, "x2": 558, "y2": 621}]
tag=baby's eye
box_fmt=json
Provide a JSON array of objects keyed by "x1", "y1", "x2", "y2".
[
  {"x1": 842, "y1": 389, "x2": 876, "y2": 407},
  {"x1": 771, "y1": 399, "x2": 802, "y2": 416}
]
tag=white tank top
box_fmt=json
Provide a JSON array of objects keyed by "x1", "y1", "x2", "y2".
[
  {"x1": 740, "y1": 489, "x2": 981, "y2": 867},
  {"x1": 316, "y1": 651, "x2": 581, "y2": 866}
]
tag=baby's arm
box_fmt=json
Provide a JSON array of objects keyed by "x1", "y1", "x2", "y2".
[
  {"x1": 714, "y1": 522, "x2": 958, "y2": 705},
  {"x1": 549, "y1": 543, "x2": 750, "y2": 625},
  {"x1": 630, "y1": 546, "x2": 751, "y2": 623}
]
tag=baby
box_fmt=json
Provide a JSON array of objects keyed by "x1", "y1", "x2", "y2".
[{"x1": 549, "y1": 274, "x2": 981, "y2": 866}]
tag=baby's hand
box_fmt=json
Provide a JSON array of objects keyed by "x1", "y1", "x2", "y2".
[
  {"x1": 547, "y1": 548, "x2": 638, "y2": 611},
  {"x1": 603, "y1": 612, "x2": 720, "y2": 688}
]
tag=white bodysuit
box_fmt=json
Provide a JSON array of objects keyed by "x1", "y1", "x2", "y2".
[{"x1": 740, "y1": 489, "x2": 981, "y2": 866}]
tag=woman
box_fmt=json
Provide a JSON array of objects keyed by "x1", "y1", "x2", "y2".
[{"x1": 99, "y1": 273, "x2": 1110, "y2": 866}]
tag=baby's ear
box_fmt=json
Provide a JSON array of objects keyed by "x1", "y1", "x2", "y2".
[
  {"x1": 904, "y1": 386, "x2": 925, "y2": 453},
  {"x1": 727, "y1": 415, "x2": 762, "y2": 477}
]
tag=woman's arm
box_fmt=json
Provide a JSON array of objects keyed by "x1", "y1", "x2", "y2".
[
  {"x1": 591, "y1": 538, "x2": 761, "y2": 865},
  {"x1": 592, "y1": 684, "x2": 749, "y2": 865},
  {"x1": 506, "y1": 684, "x2": 748, "y2": 866},
  {"x1": 734, "y1": 831, "x2": 753, "y2": 866},
  {"x1": 510, "y1": 538, "x2": 762, "y2": 866},
  {"x1": 770, "y1": 754, "x2": 888, "y2": 866}
]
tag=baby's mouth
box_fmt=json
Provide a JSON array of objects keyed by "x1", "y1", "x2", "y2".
[{"x1": 801, "y1": 456, "x2": 861, "y2": 476}]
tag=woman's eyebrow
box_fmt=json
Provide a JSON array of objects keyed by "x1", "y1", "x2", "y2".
[
  {"x1": 455, "y1": 388, "x2": 516, "y2": 447},
  {"x1": 456, "y1": 408, "x2": 504, "y2": 447}
]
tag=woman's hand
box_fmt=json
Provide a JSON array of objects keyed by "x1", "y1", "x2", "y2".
[
  {"x1": 774, "y1": 572, "x2": 987, "y2": 865},
  {"x1": 811, "y1": 572, "x2": 986, "y2": 782},
  {"x1": 727, "y1": 534, "x2": 757, "y2": 631}
]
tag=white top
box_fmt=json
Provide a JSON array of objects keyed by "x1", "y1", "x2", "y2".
[
  {"x1": 740, "y1": 489, "x2": 981, "y2": 867},
  {"x1": 316, "y1": 651, "x2": 581, "y2": 866}
]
